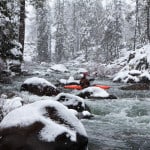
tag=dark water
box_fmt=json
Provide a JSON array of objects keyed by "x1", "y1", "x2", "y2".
[{"x1": 1, "y1": 63, "x2": 150, "y2": 150}]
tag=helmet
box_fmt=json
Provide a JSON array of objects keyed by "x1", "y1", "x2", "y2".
[{"x1": 83, "y1": 72, "x2": 88, "y2": 76}]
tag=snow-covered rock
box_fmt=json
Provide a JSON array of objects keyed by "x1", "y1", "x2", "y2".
[
  {"x1": 59, "y1": 78, "x2": 67, "y2": 84},
  {"x1": 113, "y1": 71, "x2": 140, "y2": 83},
  {"x1": 21, "y1": 77, "x2": 60, "y2": 96},
  {"x1": 113, "y1": 44, "x2": 150, "y2": 83},
  {"x1": 19, "y1": 92, "x2": 92, "y2": 119},
  {"x1": 51, "y1": 64, "x2": 69, "y2": 72},
  {"x1": 2, "y1": 97, "x2": 23, "y2": 117},
  {"x1": 77, "y1": 87, "x2": 117, "y2": 99},
  {"x1": 55, "y1": 93, "x2": 85, "y2": 110},
  {"x1": 0, "y1": 100, "x2": 88, "y2": 150},
  {"x1": 59, "y1": 76, "x2": 80, "y2": 85},
  {"x1": 139, "y1": 71, "x2": 150, "y2": 83},
  {"x1": 55, "y1": 93, "x2": 92, "y2": 119},
  {"x1": 113, "y1": 71, "x2": 129, "y2": 83},
  {"x1": 77, "y1": 68, "x2": 88, "y2": 74}
]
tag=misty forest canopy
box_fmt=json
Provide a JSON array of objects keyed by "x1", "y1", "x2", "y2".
[{"x1": 0, "y1": 0, "x2": 150, "y2": 74}]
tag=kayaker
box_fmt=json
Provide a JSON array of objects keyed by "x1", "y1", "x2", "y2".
[{"x1": 80, "y1": 72, "x2": 90, "y2": 88}]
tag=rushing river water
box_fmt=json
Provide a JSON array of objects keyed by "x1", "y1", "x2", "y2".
[
  {"x1": 83, "y1": 80, "x2": 150, "y2": 150},
  {"x1": 1, "y1": 63, "x2": 150, "y2": 150}
]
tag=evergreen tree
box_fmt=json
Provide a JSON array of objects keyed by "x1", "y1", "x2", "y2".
[
  {"x1": 146, "y1": 0, "x2": 150, "y2": 42},
  {"x1": 0, "y1": 0, "x2": 23, "y2": 73},
  {"x1": 101, "y1": 0, "x2": 123, "y2": 62},
  {"x1": 36, "y1": 0, "x2": 49, "y2": 62},
  {"x1": 19, "y1": 0, "x2": 26, "y2": 53},
  {"x1": 54, "y1": 0, "x2": 67, "y2": 62},
  {"x1": 30, "y1": 0, "x2": 52, "y2": 62},
  {"x1": 0, "y1": 0, "x2": 17, "y2": 59}
]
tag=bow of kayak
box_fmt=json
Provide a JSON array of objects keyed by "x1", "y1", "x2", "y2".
[
  {"x1": 94, "y1": 85, "x2": 110, "y2": 90},
  {"x1": 64, "y1": 84, "x2": 110, "y2": 90}
]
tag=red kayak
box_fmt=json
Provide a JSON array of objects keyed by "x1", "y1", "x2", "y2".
[
  {"x1": 64, "y1": 84, "x2": 110, "y2": 90},
  {"x1": 94, "y1": 85, "x2": 110, "y2": 90}
]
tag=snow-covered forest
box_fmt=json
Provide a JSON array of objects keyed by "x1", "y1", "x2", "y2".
[
  {"x1": 25, "y1": 0, "x2": 150, "y2": 64},
  {"x1": 1, "y1": 0, "x2": 150, "y2": 150}
]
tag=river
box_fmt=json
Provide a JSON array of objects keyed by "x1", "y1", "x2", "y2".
[
  {"x1": 1, "y1": 63, "x2": 150, "y2": 150},
  {"x1": 83, "y1": 80, "x2": 150, "y2": 150}
]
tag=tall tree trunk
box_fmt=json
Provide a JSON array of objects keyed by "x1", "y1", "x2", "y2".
[
  {"x1": 19, "y1": 0, "x2": 25, "y2": 53},
  {"x1": 73, "y1": 3, "x2": 76, "y2": 57},
  {"x1": 147, "y1": 0, "x2": 150, "y2": 42},
  {"x1": 133, "y1": 0, "x2": 139, "y2": 51},
  {"x1": 55, "y1": 0, "x2": 66, "y2": 62}
]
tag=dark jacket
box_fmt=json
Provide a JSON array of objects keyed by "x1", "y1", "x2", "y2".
[{"x1": 80, "y1": 76, "x2": 90, "y2": 88}]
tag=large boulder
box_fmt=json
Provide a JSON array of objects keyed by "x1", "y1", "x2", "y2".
[
  {"x1": 77, "y1": 87, "x2": 117, "y2": 99},
  {"x1": 0, "y1": 100, "x2": 88, "y2": 150},
  {"x1": 55, "y1": 93, "x2": 92, "y2": 119},
  {"x1": 19, "y1": 92, "x2": 92, "y2": 119},
  {"x1": 113, "y1": 70, "x2": 150, "y2": 84},
  {"x1": 20, "y1": 77, "x2": 60, "y2": 96},
  {"x1": 1, "y1": 97, "x2": 23, "y2": 117},
  {"x1": 59, "y1": 76, "x2": 80, "y2": 85}
]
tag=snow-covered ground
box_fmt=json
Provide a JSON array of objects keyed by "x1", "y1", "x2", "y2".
[
  {"x1": 51, "y1": 64, "x2": 69, "y2": 72},
  {"x1": 113, "y1": 44, "x2": 150, "y2": 83}
]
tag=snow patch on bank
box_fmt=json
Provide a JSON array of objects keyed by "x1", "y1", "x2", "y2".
[
  {"x1": 51, "y1": 64, "x2": 69, "y2": 72},
  {"x1": 113, "y1": 44, "x2": 150, "y2": 83},
  {"x1": 24, "y1": 77, "x2": 56, "y2": 88}
]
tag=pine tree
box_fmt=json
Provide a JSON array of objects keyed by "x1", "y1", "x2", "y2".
[
  {"x1": 31, "y1": 0, "x2": 52, "y2": 62},
  {"x1": 101, "y1": 0, "x2": 123, "y2": 62},
  {"x1": 0, "y1": 0, "x2": 16, "y2": 59},
  {"x1": 54, "y1": 0, "x2": 67, "y2": 62},
  {"x1": 0, "y1": 0, "x2": 23, "y2": 73},
  {"x1": 147, "y1": 0, "x2": 150, "y2": 42},
  {"x1": 19, "y1": 0, "x2": 26, "y2": 53}
]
